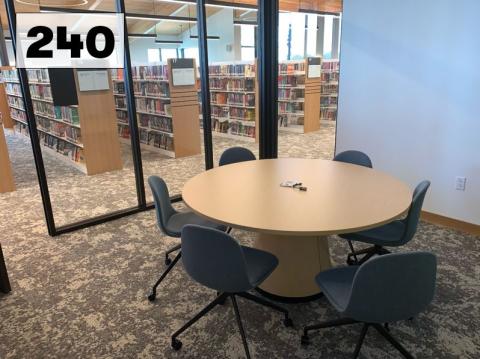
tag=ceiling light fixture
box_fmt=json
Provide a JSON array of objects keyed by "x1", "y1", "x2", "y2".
[{"x1": 18, "y1": 0, "x2": 88, "y2": 6}]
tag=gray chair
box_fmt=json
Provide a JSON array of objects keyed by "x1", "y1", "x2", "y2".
[
  {"x1": 302, "y1": 252, "x2": 437, "y2": 358},
  {"x1": 170, "y1": 225, "x2": 293, "y2": 358},
  {"x1": 219, "y1": 146, "x2": 256, "y2": 167},
  {"x1": 147, "y1": 176, "x2": 226, "y2": 302},
  {"x1": 341, "y1": 180, "x2": 430, "y2": 265},
  {"x1": 333, "y1": 150, "x2": 373, "y2": 169},
  {"x1": 333, "y1": 150, "x2": 373, "y2": 263}
]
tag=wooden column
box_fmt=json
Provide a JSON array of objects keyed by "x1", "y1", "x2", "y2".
[
  {"x1": 0, "y1": 122, "x2": 15, "y2": 193},
  {"x1": 303, "y1": 57, "x2": 322, "y2": 133},
  {"x1": 168, "y1": 59, "x2": 201, "y2": 158}
]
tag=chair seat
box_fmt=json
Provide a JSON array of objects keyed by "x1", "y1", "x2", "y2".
[
  {"x1": 340, "y1": 220, "x2": 406, "y2": 247},
  {"x1": 315, "y1": 266, "x2": 358, "y2": 312},
  {"x1": 167, "y1": 211, "x2": 227, "y2": 237},
  {"x1": 242, "y1": 246, "x2": 279, "y2": 288}
]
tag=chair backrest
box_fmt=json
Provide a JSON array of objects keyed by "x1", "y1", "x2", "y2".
[
  {"x1": 345, "y1": 252, "x2": 437, "y2": 323},
  {"x1": 333, "y1": 150, "x2": 373, "y2": 168},
  {"x1": 219, "y1": 147, "x2": 256, "y2": 167},
  {"x1": 181, "y1": 225, "x2": 253, "y2": 293},
  {"x1": 148, "y1": 176, "x2": 176, "y2": 235},
  {"x1": 399, "y1": 180, "x2": 430, "y2": 245}
]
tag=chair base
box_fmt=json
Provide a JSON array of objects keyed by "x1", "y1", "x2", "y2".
[
  {"x1": 302, "y1": 318, "x2": 414, "y2": 359},
  {"x1": 171, "y1": 291, "x2": 293, "y2": 358},
  {"x1": 347, "y1": 244, "x2": 390, "y2": 265},
  {"x1": 148, "y1": 248, "x2": 182, "y2": 302}
]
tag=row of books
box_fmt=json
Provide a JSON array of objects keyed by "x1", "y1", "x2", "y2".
[
  {"x1": 209, "y1": 64, "x2": 256, "y2": 77},
  {"x1": 321, "y1": 96, "x2": 338, "y2": 106},
  {"x1": 7, "y1": 96, "x2": 24, "y2": 108},
  {"x1": 278, "y1": 102, "x2": 304, "y2": 114},
  {"x1": 113, "y1": 81, "x2": 125, "y2": 94},
  {"x1": 132, "y1": 65, "x2": 169, "y2": 80},
  {"x1": 322, "y1": 61, "x2": 340, "y2": 72},
  {"x1": 55, "y1": 107, "x2": 80, "y2": 125},
  {"x1": 135, "y1": 98, "x2": 172, "y2": 116},
  {"x1": 37, "y1": 117, "x2": 82, "y2": 145},
  {"x1": 279, "y1": 62, "x2": 305, "y2": 74},
  {"x1": 279, "y1": 75, "x2": 305, "y2": 88},
  {"x1": 2, "y1": 69, "x2": 18, "y2": 82},
  {"x1": 139, "y1": 129, "x2": 174, "y2": 151},
  {"x1": 33, "y1": 101, "x2": 55, "y2": 117},
  {"x1": 211, "y1": 93, "x2": 255, "y2": 107},
  {"x1": 30, "y1": 84, "x2": 52, "y2": 100},
  {"x1": 321, "y1": 72, "x2": 339, "y2": 82},
  {"x1": 279, "y1": 88, "x2": 305, "y2": 101},
  {"x1": 10, "y1": 108, "x2": 26, "y2": 122},
  {"x1": 138, "y1": 114, "x2": 173, "y2": 133},
  {"x1": 209, "y1": 78, "x2": 255, "y2": 92},
  {"x1": 5, "y1": 83, "x2": 22, "y2": 96},
  {"x1": 211, "y1": 106, "x2": 255, "y2": 121},
  {"x1": 117, "y1": 110, "x2": 128, "y2": 124},
  {"x1": 39, "y1": 131, "x2": 85, "y2": 163},
  {"x1": 133, "y1": 81, "x2": 170, "y2": 98},
  {"x1": 117, "y1": 124, "x2": 130, "y2": 139},
  {"x1": 321, "y1": 108, "x2": 337, "y2": 121},
  {"x1": 229, "y1": 121, "x2": 256, "y2": 138},
  {"x1": 27, "y1": 69, "x2": 50, "y2": 83},
  {"x1": 321, "y1": 84, "x2": 339, "y2": 94},
  {"x1": 279, "y1": 114, "x2": 304, "y2": 128}
]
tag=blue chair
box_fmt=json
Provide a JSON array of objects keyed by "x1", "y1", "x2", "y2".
[
  {"x1": 342, "y1": 180, "x2": 430, "y2": 265},
  {"x1": 147, "y1": 176, "x2": 226, "y2": 302},
  {"x1": 333, "y1": 150, "x2": 373, "y2": 169},
  {"x1": 333, "y1": 150, "x2": 373, "y2": 263},
  {"x1": 219, "y1": 146, "x2": 256, "y2": 167},
  {"x1": 302, "y1": 252, "x2": 437, "y2": 358},
  {"x1": 170, "y1": 225, "x2": 293, "y2": 358}
]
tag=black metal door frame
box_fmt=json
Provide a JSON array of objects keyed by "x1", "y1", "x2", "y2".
[{"x1": 2, "y1": 0, "x2": 279, "y2": 236}]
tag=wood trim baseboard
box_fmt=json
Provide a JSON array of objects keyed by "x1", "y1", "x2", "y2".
[{"x1": 421, "y1": 211, "x2": 480, "y2": 237}]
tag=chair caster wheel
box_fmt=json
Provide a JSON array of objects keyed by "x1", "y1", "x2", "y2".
[
  {"x1": 171, "y1": 338, "x2": 182, "y2": 351},
  {"x1": 148, "y1": 292, "x2": 156, "y2": 302},
  {"x1": 346, "y1": 257, "x2": 357, "y2": 266},
  {"x1": 165, "y1": 257, "x2": 172, "y2": 266},
  {"x1": 284, "y1": 318, "x2": 293, "y2": 328},
  {"x1": 301, "y1": 335, "x2": 310, "y2": 346},
  {"x1": 384, "y1": 323, "x2": 390, "y2": 332}
]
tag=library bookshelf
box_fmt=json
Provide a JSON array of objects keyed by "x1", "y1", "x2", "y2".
[
  {"x1": 0, "y1": 67, "x2": 122, "y2": 175},
  {"x1": 111, "y1": 59, "x2": 201, "y2": 158},
  {"x1": 0, "y1": 67, "x2": 13, "y2": 129},
  {"x1": 278, "y1": 58, "x2": 322, "y2": 133},
  {"x1": 0, "y1": 116, "x2": 15, "y2": 193},
  {"x1": 320, "y1": 60, "x2": 339, "y2": 121}
]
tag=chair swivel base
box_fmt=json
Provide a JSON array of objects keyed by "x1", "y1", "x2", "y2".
[
  {"x1": 147, "y1": 251, "x2": 182, "y2": 302},
  {"x1": 171, "y1": 291, "x2": 293, "y2": 358},
  {"x1": 301, "y1": 318, "x2": 414, "y2": 359},
  {"x1": 347, "y1": 245, "x2": 390, "y2": 265}
]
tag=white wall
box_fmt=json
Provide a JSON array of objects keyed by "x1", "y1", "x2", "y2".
[{"x1": 336, "y1": 0, "x2": 480, "y2": 225}]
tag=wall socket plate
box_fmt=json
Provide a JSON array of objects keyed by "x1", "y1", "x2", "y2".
[{"x1": 455, "y1": 176, "x2": 467, "y2": 191}]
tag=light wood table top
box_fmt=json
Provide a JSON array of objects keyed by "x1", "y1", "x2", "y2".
[{"x1": 182, "y1": 158, "x2": 412, "y2": 236}]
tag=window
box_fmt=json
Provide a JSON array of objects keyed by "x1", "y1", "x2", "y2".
[
  {"x1": 323, "y1": 15, "x2": 334, "y2": 59},
  {"x1": 240, "y1": 25, "x2": 256, "y2": 61},
  {"x1": 279, "y1": 13, "x2": 306, "y2": 61},
  {"x1": 183, "y1": 47, "x2": 199, "y2": 64},
  {"x1": 147, "y1": 48, "x2": 160, "y2": 63},
  {"x1": 306, "y1": 14, "x2": 318, "y2": 57},
  {"x1": 161, "y1": 48, "x2": 178, "y2": 61}
]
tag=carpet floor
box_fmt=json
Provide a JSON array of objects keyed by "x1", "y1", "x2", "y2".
[{"x1": 0, "y1": 124, "x2": 479, "y2": 358}]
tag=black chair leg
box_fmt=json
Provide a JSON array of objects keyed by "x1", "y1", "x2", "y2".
[
  {"x1": 165, "y1": 244, "x2": 181, "y2": 265},
  {"x1": 237, "y1": 292, "x2": 293, "y2": 327},
  {"x1": 302, "y1": 318, "x2": 357, "y2": 345},
  {"x1": 373, "y1": 324, "x2": 415, "y2": 359},
  {"x1": 352, "y1": 324, "x2": 369, "y2": 358},
  {"x1": 148, "y1": 251, "x2": 182, "y2": 302},
  {"x1": 231, "y1": 295, "x2": 251, "y2": 359},
  {"x1": 171, "y1": 292, "x2": 228, "y2": 351},
  {"x1": 226, "y1": 227, "x2": 232, "y2": 234},
  {"x1": 346, "y1": 240, "x2": 359, "y2": 265}
]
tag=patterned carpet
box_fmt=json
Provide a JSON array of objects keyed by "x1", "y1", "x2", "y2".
[{"x1": 1, "y1": 123, "x2": 479, "y2": 358}]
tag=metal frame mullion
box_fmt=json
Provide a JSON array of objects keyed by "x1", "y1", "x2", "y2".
[
  {"x1": 197, "y1": 0, "x2": 214, "y2": 170},
  {"x1": 258, "y1": 0, "x2": 279, "y2": 159},
  {"x1": 5, "y1": 0, "x2": 56, "y2": 235}
]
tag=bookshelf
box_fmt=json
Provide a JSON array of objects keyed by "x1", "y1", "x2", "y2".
[
  {"x1": 320, "y1": 60, "x2": 339, "y2": 121},
  {"x1": 0, "y1": 67, "x2": 13, "y2": 129},
  {"x1": 278, "y1": 58, "x2": 322, "y2": 133},
  {"x1": 1, "y1": 68, "x2": 122, "y2": 175},
  {"x1": 111, "y1": 60, "x2": 201, "y2": 158},
  {"x1": 207, "y1": 62, "x2": 258, "y2": 142},
  {"x1": 0, "y1": 115, "x2": 15, "y2": 193}
]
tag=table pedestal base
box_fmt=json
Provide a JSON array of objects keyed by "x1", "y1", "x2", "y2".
[{"x1": 254, "y1": 233, "x2": 332, "y2": 301}]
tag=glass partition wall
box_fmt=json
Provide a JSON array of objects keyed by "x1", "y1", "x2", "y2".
[{"x1": 2, "y1": 0, "x2": 341, "y2": 235}]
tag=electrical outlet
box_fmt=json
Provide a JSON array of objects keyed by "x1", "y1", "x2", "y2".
[{"x1": 455, "y1": 177, "x2": 466, "y2": 191}]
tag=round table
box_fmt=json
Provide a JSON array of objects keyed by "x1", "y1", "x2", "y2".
[{"x1": 182, "y1": 158, "x2": 412, "y2": 301}]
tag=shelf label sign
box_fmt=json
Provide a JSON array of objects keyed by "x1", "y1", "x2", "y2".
[{"x1": 16, "y1": 13, "x2": 124, "y2": 69}]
